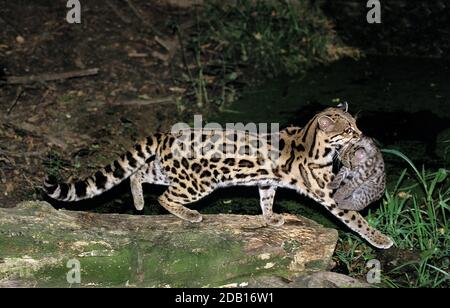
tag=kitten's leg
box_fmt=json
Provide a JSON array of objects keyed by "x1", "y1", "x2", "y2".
[
  {"x1": 333, "y1": 176, "x2": 358, "y2": 203},
  {"x1": 327, "y1": 169, "x2": 346, "y2": 190},
  {"x1": 336, "y1": 194, "x2": 367, "y2": 211},
  {"x1": 258, "y1": 185, "x2": 284, "y2": 227},
  {"x1": 334, "y1": 182, "x2": 364, "y2": 211},
  {"x1": 360, "y1": 175, "x2": 386, "y2": 205},
  {"x1": 339, "y1": 178, "x2": 384, "y2": 211}
]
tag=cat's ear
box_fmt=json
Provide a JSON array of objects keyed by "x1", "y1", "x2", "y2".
[
  {"x1": 337, "y1": 101, "x2": 348, "y2": 112},
  {"x1": 318, "y1": 116, "x2": 335, "y2": 132},
  {"x1": 355, "y1": 148, "x2": 367, "y2": 161}
]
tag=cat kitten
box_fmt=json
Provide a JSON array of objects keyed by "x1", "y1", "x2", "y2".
[{"x1": 328, "y1": 136, "x2": 385, "y2": 211}]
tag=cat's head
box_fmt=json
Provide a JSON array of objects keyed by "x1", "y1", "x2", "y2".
[
  {"x1": 344, "y1": 147, "x2": 368, "y2": 168},
  {"x1": 342, "y1": 136, "x2": 378, "y2": 168},
  {"x1": 315, "y1": 103, "x2": 362, "y2": 149}
]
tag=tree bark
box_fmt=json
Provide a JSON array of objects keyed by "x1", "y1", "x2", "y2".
[{"x1": 0, "y1": 201, "x2": 338, "y2": 287}]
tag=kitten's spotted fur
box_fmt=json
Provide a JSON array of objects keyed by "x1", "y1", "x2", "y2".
[
  {"x1": 44, "y1": 105, "x2": 393, "y2": 249},
  {"x1": 328, "y1": 136, "x2": 386, "y2": 211}
]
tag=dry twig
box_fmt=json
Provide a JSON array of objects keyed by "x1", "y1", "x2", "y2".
[
  {"x1": 2, "y1": 68, "x2": 99, "y2": 85},
  {"x1": 7, "y1": 86, "x2": 24, "y2": 115},
  {"x1": 112, "y1": 97, "x2": 175, "y2": 106}
]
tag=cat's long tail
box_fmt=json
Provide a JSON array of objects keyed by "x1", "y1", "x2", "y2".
[{"x1": 43, "y1": 134, "x2": 162, "y2": 202}]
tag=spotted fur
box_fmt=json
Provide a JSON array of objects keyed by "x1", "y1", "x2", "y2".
[
  {"x1": 329, "y1": 136, "x2": 386, "y2": 211},
  {"x1": 44, "y1": 106, "x2": 393, "y2": 249}
]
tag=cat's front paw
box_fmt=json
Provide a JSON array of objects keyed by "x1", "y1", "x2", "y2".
[{"x1": 264, "y1": 214, "x2": 285, "y2": 227}]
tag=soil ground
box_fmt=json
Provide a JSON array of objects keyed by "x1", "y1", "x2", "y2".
[{"x1": 0, "y1": 1, "x2": 198, "y2": 207}]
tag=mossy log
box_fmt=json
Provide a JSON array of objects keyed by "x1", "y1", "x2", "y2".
[{"x1": 0, "y1": 201, "x2": 338, "y2": 287}]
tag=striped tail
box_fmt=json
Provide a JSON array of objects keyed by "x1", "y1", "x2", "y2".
[{"x1": 43, "y1": 134, "x2": 160, "y2": 202}]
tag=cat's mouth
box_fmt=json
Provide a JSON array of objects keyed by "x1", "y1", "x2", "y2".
[
  {"x1": 334, "y1": 143, "x2": 348, "y2": 163},
  {"x1": 336, "y1": 137, "x2": 358, "y2": 158},
  {"x1": 352, "y1": 133, "x2": 364, "y2": 144},
  {"x1": 337, "y1": 144, "x2": 348, "y2": 158}
]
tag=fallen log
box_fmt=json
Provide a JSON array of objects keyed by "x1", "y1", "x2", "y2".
[{"x1": 0, "y1": 201, "x2": 338, "y2": 287}]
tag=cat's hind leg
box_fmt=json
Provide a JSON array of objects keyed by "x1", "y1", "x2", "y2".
[{"x1": 157, "y1": 183, "x2": 214, "y2": 223}]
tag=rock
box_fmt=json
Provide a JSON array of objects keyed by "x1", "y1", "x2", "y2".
[
  {"x1": 246, "y1": 272, "x2": 370, "y2": 288},
  {"x1": 15, "y1": 35, "x2": 25, "y2": 45},
  {"x1": 0, "y1": 201, "x2": 338, "y2": 287},
  {"x1": 291, "y1": 271, "x2": 370, "y2": 288}
]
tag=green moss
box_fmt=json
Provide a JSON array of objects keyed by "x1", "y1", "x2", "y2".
[
  {"x1": 305, "y1": 259, "x2": 328, "y2": 272},
  {"x1": 127, "y1": 232, "x2": 292, "y2": 287},
  {"x1": 34, "y1": 250, "x2": 133, "y2": 287},
  {"x1": 1, "y1": 224, "x2": 295, "y2": 287},
  {"x1": 0, "y1": 201, "x2": 336, "y2": 287},
  {"x1": 0, "y1": 229, "x2": 64, "y2": 260},
  {"x1": 283, "y1": 239, "x2": 300, "y2": 254}
]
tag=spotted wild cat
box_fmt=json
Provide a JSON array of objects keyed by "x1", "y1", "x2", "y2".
[
  {"x1": 44, "y1": 105, "x2": 393, "y2": 249},
  {"x1": 328, "y1": 136, "x2": 386, "y2": 211}
]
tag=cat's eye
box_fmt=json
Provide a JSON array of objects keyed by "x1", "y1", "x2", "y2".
[{"x1": 345, "y1": 127, "x2": 354, "y2": 134}]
